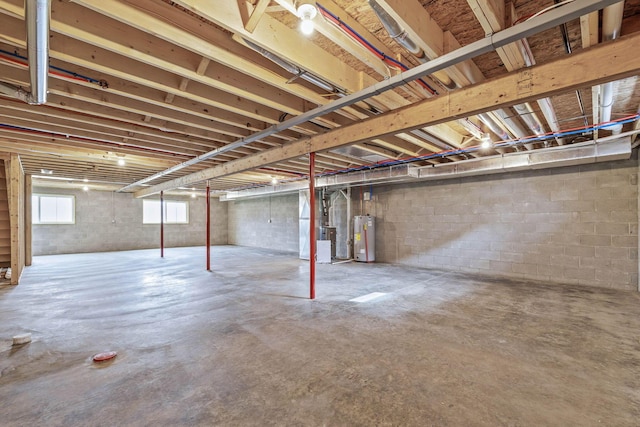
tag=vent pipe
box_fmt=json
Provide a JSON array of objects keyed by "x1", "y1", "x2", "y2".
[
  {"x1": 0, "y1": 0, "x2": 50, "y2": 104},
  {"x1": 600, "y1": 1, "x2": 624, "y2": 134},
  {"x1": 242, "y1": 38, "x2": 336, "y2": 93},
  {"x1": 368, "y1": 0, "x2": 457, "y2": 90}
]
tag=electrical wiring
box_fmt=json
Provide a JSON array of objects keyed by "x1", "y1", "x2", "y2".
[
  {"x1": 512, "y1": 0, "x2": 575, "y2": 25},
  {"x1": 0, "y1": 123, "x2": 184, "y2": 157},
  {"x1": 0, "y1": 48, "x2": 106, "y2": 87},
  {"x1": 316, "y1": 2, "x2": 438, "y2": 96},
  {"x1": 529, "y1": 0, "x2": 576, "y2": 21}
]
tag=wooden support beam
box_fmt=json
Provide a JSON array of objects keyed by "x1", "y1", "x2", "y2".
[
  {"x1": 243, "y1": 0, "x2": 271, "y2": 33},
  {"x1": 468, "y1": 0, "x2": 526, "y2": 70},
  {"x1": 581, "y1": 11, "x2": 600, "y2": 48},
  {"x1": 24, "y1": 173, "x2": 31, "y2": 267},
  {"x1": 134, "y1": 33, "x2": 640, "y2": 197},
  {"x1": 5, "y1": 154, "x2": 23, "y2": 284}
]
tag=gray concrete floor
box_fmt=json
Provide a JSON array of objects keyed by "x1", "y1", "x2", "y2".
[{"x1": 1, "y1": 246, "x2": 639, "y2": 426}]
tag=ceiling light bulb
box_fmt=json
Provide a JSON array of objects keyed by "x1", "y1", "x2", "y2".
[
  {"x1": 82, "y1": 185, "x2": 89, "y2": 192},
  {"x1": 271, "y1": 177, "x2": 278, "y2": 185},
  {"x1": 297, "y1": 1, "x2": 317, "y2": 35},
  {"x1": 83, "y1": 178, "x2": 89, "y2": 183},
  {"x1": 297, "y1": 2, "x2": 317, "y2": 20},
  {"x1": 191, "y1": 193, "x2": 196, "y2": 198},
  {"x1": 481, "y1": 139, "x2": 492, "y2": 149},
  {"x1": 117, "y1": 158, "x2": 126, "y2": 166},
  {"x1": 300, "y1": 19, "x2": 315, "y2": 35}
]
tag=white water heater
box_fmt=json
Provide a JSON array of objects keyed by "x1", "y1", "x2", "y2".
[{"x1": 354, "y1": 215, "x2": 375, "y2": 262}]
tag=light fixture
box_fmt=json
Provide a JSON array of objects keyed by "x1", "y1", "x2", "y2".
[
  {"x1": 117, "y1": 158, "x2": 126, "y2": 166},
  {"x1": 82, "y1": 185, "x2": 89, "y2": 192},
  {"x1": 191, "y1": 193, "x2": 197, "y2": 198},
  {"x1": 296, "y1": 1, "x2": 317, "y2": 35},
  {"x1": 40, "y1": 168, "x2": 53, "y2": 175},
  {"x1": 271, "y1": 177, "x2": 278, "y2": 185},
  {"x1": 480, "y1": 133, "x2": 492, "y2": 149},
  {"x1": 83, "y1": 178, "x2": 89, "y2": 183}
]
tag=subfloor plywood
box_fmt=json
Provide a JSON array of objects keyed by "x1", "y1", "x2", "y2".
[{"x1": 0, "y1": 246, "x2": 639, "y2": 425}]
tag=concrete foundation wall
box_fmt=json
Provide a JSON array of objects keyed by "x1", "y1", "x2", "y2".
[
  {"x1": 227, "y1": 193, "x2": 298, "y2": 253},
  {"x1": 32, "y1": 188, "x2": 228, "y2": 255},
  {"x1": 362, "y1": 159, "x2": 638, "y2": 291}
]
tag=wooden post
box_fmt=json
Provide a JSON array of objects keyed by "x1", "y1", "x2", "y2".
[
  {"x1": 25, "y1": 174, "x2": 32, "y2": 266},
  {"x1": 6, "y1": 154, "x2": 23, "y2": 285}
]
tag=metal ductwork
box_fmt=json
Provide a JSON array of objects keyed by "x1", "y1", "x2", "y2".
[
  {"x1": 512, "y1": 103, "x2": 545, "y2": 136},
  {"x1": 242, "y1": 38, "x2": 336, "y2": 93},
  {"x1": 414, "y1": 136, "x2": 631, "y2": 180},
  {"x1": 368, "y1": 0, "x2": 457, "y2": 90},
  {"x1": 599, "y1": 1, "x2": 625, "y2": 134},
  {"x1": 0, "y1": 0, "x2": 50, "y2": 105},
  {"x1": 27, "y1": 0, "x2": 50, "y2": 104},
  {"x1": 123, "y1": 0, "x2": 623, "y2": 195},
  {"x1": 222, "y1": 136, "x2": 632, "y2": 200},
  {"x1": 478, "y1": 113, "x2": 509, "y2": 140},
  {"x1": 222, "y1": 164, "x2": 416, "y2": 200}
]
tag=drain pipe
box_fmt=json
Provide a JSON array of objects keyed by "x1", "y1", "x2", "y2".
[
  {"x1": 478, "y1": 113, "x2": 510, "y2": 140},
  {"x1": 513, "y1": 103, "x2": 546, "y2": 137},
  {"x1": 600, "y1": 1, "x2": 624, "y2": 134},
  {"x1": 368, "y1": 0, "x2": 457, "y2": 90},
  {"x1": 0, "y1": 0, "x2": 50, "y2": 104}
]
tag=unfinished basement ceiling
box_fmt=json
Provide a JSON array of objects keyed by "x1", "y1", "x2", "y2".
[{"x1": 0, "y1": 0, "x2": 639, "y2": 195}]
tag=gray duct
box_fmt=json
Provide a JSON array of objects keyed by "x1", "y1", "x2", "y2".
[
  {"x1": 122, "y1": 0, "x2": 623, "y2": 195},
  {"x1": 478, "y1": 113, "x2": 509, "y2": 140},
  {"x1": 368, "y1": 0, "x2": 420, "y2": 55},
  {"x1": 368, "y1": 0, "x2": 457, "y2": 90},
  {"x1": 26, "y1": 0, "x2": 50, "y2": 104},
  {"x1": 222, "y1": 136, "x2": 632, "y2": 200},
  {"x1": 242, "y1": 38, "x2": 336, "y2": 93},
  {"x1": 599, "y1": 1, "x2": 624, "y2": 134},
  {"x1": 0, "y1": 0, "x2": 50, "y2": 105}
]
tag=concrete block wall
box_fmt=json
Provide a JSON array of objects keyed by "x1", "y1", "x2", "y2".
[
  {"x1": 32, "y1": 188, "x2": 228, "y2": 255},
  {"x1": 364, "y1": 158, "x2": 639, "y2": 291},
  {"x1": 227, "y1": 193, "x2": 298, "y2": 253}
]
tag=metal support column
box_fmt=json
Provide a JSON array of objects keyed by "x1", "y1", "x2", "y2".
[
  {"x1": 309, "y1": 152, "x2": 316, "y2": 300},
  {"x1": 160, "y1": 191, "x2": 164, "y2": 258},
  {"x1": 206, "y1": 182, "x2": 211, "y2": 271}
]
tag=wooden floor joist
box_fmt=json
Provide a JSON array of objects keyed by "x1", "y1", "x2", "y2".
[{"x1": 134, "y1": 32, "x2": 640, "y2": 197}]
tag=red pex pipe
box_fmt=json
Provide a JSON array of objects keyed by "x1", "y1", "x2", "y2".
[
  {"x1": 309, "y1": 152, "x2": 316, "y2": 300},
  {"x1": 206, "y1": 184, "x2": 211, "y2": 271}
]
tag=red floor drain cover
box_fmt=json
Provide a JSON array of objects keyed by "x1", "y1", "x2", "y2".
[{"x1": 93, "y1": 351, "x2": 117, "y2": 362}]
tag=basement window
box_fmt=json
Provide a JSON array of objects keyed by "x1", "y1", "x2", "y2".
[
  {"x1": 142, "y1": 199, "x2": 189, "y2": 224},
  {"x1": 32, "y1": 194, "x2": 75, "y2": 224}
]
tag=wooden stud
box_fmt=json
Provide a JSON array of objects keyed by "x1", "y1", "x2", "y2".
[{"x1": 24, "y1": 173, "x2": 31, "y2": 267}]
